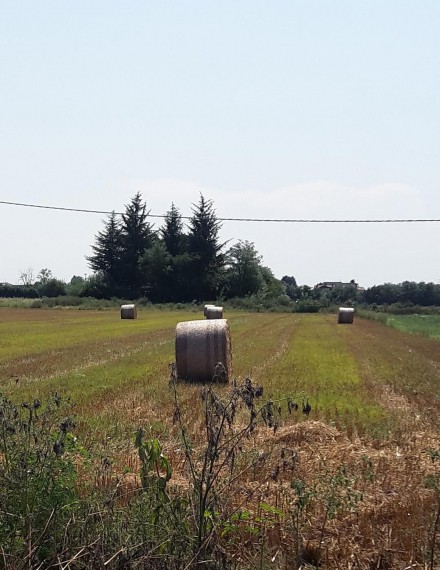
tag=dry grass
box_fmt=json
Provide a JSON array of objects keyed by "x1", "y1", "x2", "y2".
[
  {"x1": 101, "y1": 405, "x2": 440, "y2": 567},
  {"x1": 2, "y1": 308, "x2": 440, "y2": 567}
]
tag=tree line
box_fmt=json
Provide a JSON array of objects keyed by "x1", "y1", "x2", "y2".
[
  {"x1": 85, "y1": 193, "x2": 282, "y2": 302},
  {"x1": 281, "y1": 279, "x2": 440, "y2": 309},
  {"x1": 3, "y1": 193, "x2": 440, "y2": 310}
]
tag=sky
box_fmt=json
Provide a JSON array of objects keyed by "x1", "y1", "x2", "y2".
[{"x1": 1, "y1": 1, "x2": 440, "y2": 288}]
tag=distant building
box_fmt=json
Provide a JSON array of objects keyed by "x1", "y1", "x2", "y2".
[{"x1": 314, "y1": 279, "x2": 364, "y2": 292}]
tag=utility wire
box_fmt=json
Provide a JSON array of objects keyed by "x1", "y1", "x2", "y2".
[{"x1": 0, "y1": 199, "x2": 438, "y2": 223}]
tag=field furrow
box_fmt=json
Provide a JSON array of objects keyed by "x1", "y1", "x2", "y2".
[
  {"x1": 3, "y1": 308, "x2": 440, "y2": 568},
  {"x1": 2, "y1": 307, "x2": 440, "y2": 441},
  {"x1": 339, "y1": 317, "x2": 440, "y2": 429}
]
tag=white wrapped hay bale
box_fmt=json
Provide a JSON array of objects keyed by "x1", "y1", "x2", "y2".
[
  {"x1": 175, "y1": 319, "x2": 232, "y2": 382},
  {"x1": 338, "y1": 307, "x2": 354, "y2": 324},
  {"x1": 203, "y1": 304, "x2": 216, "y2": 317},
  {"x1": 121, "y1": 304, "x2": 137, "y2": 319},
  {"x1": 205, "y1": 306, "x2": 224, "y2": 319}
]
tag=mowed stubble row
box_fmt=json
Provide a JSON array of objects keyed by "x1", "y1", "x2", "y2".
[
  {"x1": 3, "y1": 308, "x2": 440, "y2": 566},
  {"x1": 1, "y1": 308, "x2": 440, "y2": 440}
]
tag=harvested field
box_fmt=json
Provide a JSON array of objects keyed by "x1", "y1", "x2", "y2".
[{"x1": 2, "y1": 308, "x2": 440, "y2": 568}]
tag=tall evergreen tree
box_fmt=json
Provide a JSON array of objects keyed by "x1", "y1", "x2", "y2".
[
  {"x1": 188, "y1": 194, "x2": 225, "y2": 300},
  {"x1": 159, "y1": 203, "x2": 192, "y2": 301},
  {"x1": 86, "y1": 211, "x2": 123, "y2": 293},
  {"x1": 120, "y1": 193, "x2": 155, "y2": 298},
  {"x1": 160, "y1": 203, "x2": 185, "y2": 256}
]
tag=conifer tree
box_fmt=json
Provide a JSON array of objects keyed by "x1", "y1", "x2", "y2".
[
  {"x1": 188, "y1": 194, "x2": 225, "y2": 300},
  {"x1": 86, "y1": 211, "x2": 123, "y2": 292},
  {"x1": 120, "y1": 193, "x2": 155, "y2": 298},
  {"x1": 160, "y1": 203, "x2": 185, "y2": 256}
]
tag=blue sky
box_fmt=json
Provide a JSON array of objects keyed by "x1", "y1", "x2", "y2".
[{"x1": 1, "y1": 1, "x2": 440, "y2": 287}]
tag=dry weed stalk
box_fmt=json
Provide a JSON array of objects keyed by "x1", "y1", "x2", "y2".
[{"x1": 167, "y1": 363, "x2": 440, "y2": 569}]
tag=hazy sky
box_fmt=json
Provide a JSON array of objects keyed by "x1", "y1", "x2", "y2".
[{"x1": 1, "y1": 1, "x2": 440, "y2": 288}]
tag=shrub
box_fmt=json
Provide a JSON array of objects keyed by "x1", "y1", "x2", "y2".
[
  {"x1": 0, "y1": 394, "x2": 79, "y2": 566},
  {"x1": 294, "y1": 300, "x2": 321, "y2": 313},
  {"x1": 277, "y1": 293, "x2": 292, "y2": 306},
  {"x1": 0, "y1": 283, "x2": 39, "y2": 298},
  {"x1": 36, "y1": 278, "x2": 67, "y2": 297}
]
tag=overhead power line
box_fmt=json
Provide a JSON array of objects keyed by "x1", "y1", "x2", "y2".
[{"x1": 0, "y1": 199, "x2": 438, "y2": 223}]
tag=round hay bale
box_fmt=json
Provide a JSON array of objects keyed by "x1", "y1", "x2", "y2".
[
  {"x1": 175, "y1": 319, "x2": 232, "y2": 382},
  {"x1": 205, "y1": 306, "x2": 224, "y2": 319},
  {"x1": 203, "y1": 304, "x2": 216, "y2": 317},
  {"x1": 121, "y1": 304, "x2": 137, "y2": 319},
  {"x1": 338, "y1": 307, "x2": 354, "y2": 324}
]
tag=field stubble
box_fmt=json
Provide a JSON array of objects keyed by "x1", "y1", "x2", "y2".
[{"x1": 2, "y1": 308, "x2": 440, "y2": 567}]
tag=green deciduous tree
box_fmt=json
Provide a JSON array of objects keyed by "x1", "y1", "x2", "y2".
[
  {"x1": 169, "y1": 252, "x2": 195, "y2": 302},
  {"x1": 37, "y1": 268, "x2": 53, "y2": 283},
  {"x1": 259, "y1": 266, "x2": 284, "y2": 299},
  {"x1": 281, "y1": 275, "x2": 299, "y2": 300},
  {"x1": 139, "y1": 241, "x2": 172, "y2": 302},
  {"x1": 225, "y1": 240, "x2": 264, "y2": 298},
  {"x1": 35, "y1": 270, "x2": 67, "y2": 297},
  {"x1": 363, "y1": 283, "x2": 400, "y2": 305},
  {"x1": 79, "y1": 273, "x2": 111, "y2": 299},
  {"x1": 66, "y1": 276, "x2": 85, "y2": 296}
]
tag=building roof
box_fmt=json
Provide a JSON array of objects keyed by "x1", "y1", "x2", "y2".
[{"x1": 314, "y1": 281, "x2": 360, "y2": 290}]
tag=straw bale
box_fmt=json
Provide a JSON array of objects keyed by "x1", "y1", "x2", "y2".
[
  {"x1": 175, "y1": 318, "x2": 232, "y2": 382},
  {"x1": 203, "y1": 304, "x2": 216, "y2": 317},
  {"x1": 338, "y1": 307, "x2": 354, "y2": 324},
  {"x1": 120, "y1": 304, "x2": 137, "y2": 319},
  {"x1": 205, "y1": 306, "x2": 224, "y2": 319}
]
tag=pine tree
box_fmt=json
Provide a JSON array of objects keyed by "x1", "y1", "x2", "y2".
[
  {"x1": 188, "y1": 194, "x2": 225, "y2": 300},
  {"x1": 160, "y1": 203, "x2": 185, "y2": 256},
  {"x1": 86, "y1": 211, "x2": 123, "y2": 293},
  {"x1": 120, "y1": 193, "x2": 155, "y2": 298}
]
